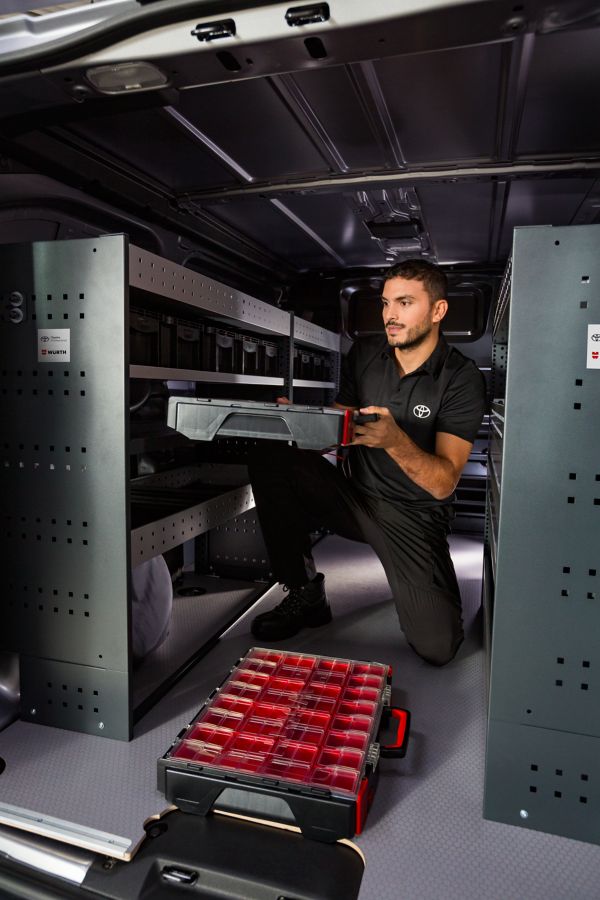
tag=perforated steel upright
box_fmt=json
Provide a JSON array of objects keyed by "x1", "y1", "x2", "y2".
[
  {"x1": 484, "y1": 225, "x2": 600, "y2": 844},
  {"x1": 0, "y1": 235, "x2": 132, "y2": 740}
]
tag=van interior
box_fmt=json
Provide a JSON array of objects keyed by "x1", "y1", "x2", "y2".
[{"x1": 0, "y1": 1, "x2": 599, "y2": 897}]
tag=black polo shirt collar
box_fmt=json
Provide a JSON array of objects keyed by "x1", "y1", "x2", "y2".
[{"x1": 382, "y1": 334, "x2": 450, "y2": 380}]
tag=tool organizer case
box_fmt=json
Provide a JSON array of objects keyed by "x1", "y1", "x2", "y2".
[
  {"x1": 167, "y1": 398, "x2": 351, "y2": 449},
  {"x1": 157, "y1": 648, "x2": 409, "y2": 842}
]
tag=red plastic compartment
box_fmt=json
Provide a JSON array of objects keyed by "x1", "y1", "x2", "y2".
[
  {"x1": 331, "y1": 714, "x2": 374, "y2": 733},
  {"x1": 171, "y1": 742, "x2": 221, "y2": 763},
  {"x1": 312, "y1": 766, "x2": 360, "y2": 794},
  {"x1": 317, "y1": 658, "x2": 350, "y2": 674},
  {"x1": 343, "y1": 686, "x2": 380, "y2": 703},
  {"x1": 351, "y1": 662, "x2": 388, "y2": 677},
  {"x1": 251, "y1": 650, "x2": 283, "y2": 664},
  {"x1": 186, "y1": 724, "x2": 234, "y2": 747},
  {"x1": 347, "y1": 674, "x2": 385, "y2": 689},
  {"x1": 319, "y1": 747, "x2": 364, "y2": 769},
  {"x1": 279, "y1": 655, "x2": 316, "y2": 670},
  {"x1": 338, "y1": 700, "x2": 376, "y2": 717},
  {"x1": 325, "y1": 729, "x2": 369, "y2": 751},
  {"x1": 218, "y1": 751, "x2": 266, "y2": 773},
  {"x1": 262, "y1": 758, "x2": 311, "y2": 782},
  {"x1": 272, "y1": 740, "x2": 319, "y2": 765},
  {"x1": 234, "y1": 670, "x2": 270, "y2": 688},
  {"x1": 211, "y1": 694, "x2": 254, "y2": 716},
  {"x1": 224, "y1": 681, "x2": 262, "y2": 698},
  {"x1": 201, "y1": 709, "x2": 245, "y2": 729}
]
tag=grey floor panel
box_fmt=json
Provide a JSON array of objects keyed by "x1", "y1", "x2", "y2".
[{"x1": 1, "y1": 536, "x2": 600, "y2": 895}]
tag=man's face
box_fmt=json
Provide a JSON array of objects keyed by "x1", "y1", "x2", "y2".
[{"x1": 381, "y1": 276, "x2": 444, "y2": 350}]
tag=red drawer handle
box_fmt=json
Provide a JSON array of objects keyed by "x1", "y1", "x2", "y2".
[{"x1": 379, "y1": 707, "x2": 410, "y2": 758}]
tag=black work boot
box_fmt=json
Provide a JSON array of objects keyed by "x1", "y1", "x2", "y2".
[{"x1": 251, "y1": 574, "x2": 331, "y2": 641}]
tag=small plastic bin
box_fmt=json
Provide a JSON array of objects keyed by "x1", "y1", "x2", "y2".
[
  {"x1": 159, "y1": 315, "x2": 175, "y2": 367},
  {"x1": 241, "y1": 337, "x2": 260, "y2": 374},
  {"x1": 300, "y1": 351, "x2": 314, "y2": 379},
  {"x1": 130, "y1": 308, "x2": 160, "y2": 365},
  {"x1": 313, "y1": 353, "x2": 323, "y2": 380},
  {"x1": 204, "y1": 326, "x2": 241, "y2": 373},
  {"x1": 260, "y1": 340, "x2": 279, "y2": 377},
  {"x1": 175, "y1": 320, "x2": 202, "y2": 369}
]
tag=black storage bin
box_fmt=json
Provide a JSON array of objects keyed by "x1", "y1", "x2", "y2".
[
  {"x1": 204, "y1": 326, "x2": 241, "y2": 373},
  {"x1": 130, "y1": 308, "x2": 160, "y2": 366},
  {"x1": 261, "y1": 340, "x2": 279, "y2": 377},
  {"x1": 241, "y1": 336, "x2": 260, "y2": 375},
  {"x1": 313, "y1": 352, "x2": 323, "y2": 381},
  {"x1": 159, "y1": 314, "x2": 175, "y2": 367},
  {"x1": 176, "y1": 320, "x2": 203, "y2": 370},
  {"x1": 300, "y1": 350, "x2": 314, "y2": 379}
]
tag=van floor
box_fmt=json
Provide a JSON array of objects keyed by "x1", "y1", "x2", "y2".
[
  {"x1": 227, "y1": 533, "x2": 600, "y2": 900},
  {"x1": 1, "y1": 534, "x2": 600, "y2": 897}
]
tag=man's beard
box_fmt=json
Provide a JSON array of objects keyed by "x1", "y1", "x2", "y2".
[{"x1": 386, "y1": 318, "x2": 433, "y2": 350}]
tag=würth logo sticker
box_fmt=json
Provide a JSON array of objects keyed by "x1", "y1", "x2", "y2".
[
  {"x1": 587, "y1": 325, "x2": 600, "y2": 370},
  {"x1": 37, "y1": 329, "x2": 70, "y2": 363}
]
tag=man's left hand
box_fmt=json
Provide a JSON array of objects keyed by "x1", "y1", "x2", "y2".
[{"x1": 352, "y1": 406, "x2": 403, "y2": 449}]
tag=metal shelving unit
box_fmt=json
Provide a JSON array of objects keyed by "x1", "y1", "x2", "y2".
[
  {"x1": 0, "y1": 234, "x2": 342, "y2": 742},
  {"x1": 484, "y1": 224, "x2": 600, "y2": 847}
]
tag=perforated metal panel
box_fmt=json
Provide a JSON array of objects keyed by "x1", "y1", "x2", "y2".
[
  {"x1": 484, "y1": 225, "x2": 600, "y2": 843},
  {"x1": 0, "y1": 235, "x2": 132, "y2": 740}
]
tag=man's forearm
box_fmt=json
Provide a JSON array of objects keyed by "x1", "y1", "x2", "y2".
[{"x1": 385, "y1": 432, "x2": 457, "y2": 500}]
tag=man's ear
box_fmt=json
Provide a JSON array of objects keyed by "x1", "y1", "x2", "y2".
[{"x1": 432, "y1": 299, "x2": 448, "y2": 323}]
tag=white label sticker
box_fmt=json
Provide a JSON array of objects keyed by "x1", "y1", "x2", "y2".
[
  {"x1": 587, "y1": 325, "x2": 600, "y2": 369},
  {"x1": 38, "y1": 328, "x2": 70, "y2": 363}
]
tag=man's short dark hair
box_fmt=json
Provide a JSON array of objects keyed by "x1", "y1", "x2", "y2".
[{"x1": 383, "y1": 259, "x2": 447, "y2": 304}]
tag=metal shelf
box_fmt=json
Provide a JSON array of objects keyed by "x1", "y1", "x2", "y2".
[
  {"x1": 293, "y1": 316, "x2": 341, "y2": 352},
  {"x1": 130, "y1": 483, "x2": 255, "y2": 566},
  {"x1": 292, "y1": 379, "x2": 336, "y2": 389},
  {"x1": 129, "y1": 245, "x2": 291, "y2": 338},
  {"x1": 130, "y1": 365, "x2": 284, "y2": 386}
]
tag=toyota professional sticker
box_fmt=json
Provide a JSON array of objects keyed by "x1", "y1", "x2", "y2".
[
  {"x1": 588, "y1": 325, "x2": 600, "y2": 369},
  {"x1": 38, "y1": 328, "x2": 70, "y2": 363}
]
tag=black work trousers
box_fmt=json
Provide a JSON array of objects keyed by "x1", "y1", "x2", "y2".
[{"x1": 248, "y1": 444, "x2": 464, "y2": 666}]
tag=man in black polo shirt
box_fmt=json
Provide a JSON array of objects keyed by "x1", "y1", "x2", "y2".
[{"x1": 249, "y1": 259, "x2": 486, "y2": 666}]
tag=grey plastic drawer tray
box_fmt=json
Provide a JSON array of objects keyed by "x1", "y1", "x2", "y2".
[{"x1": 167, "y1": 398, "x2": 346, "y2": 450}]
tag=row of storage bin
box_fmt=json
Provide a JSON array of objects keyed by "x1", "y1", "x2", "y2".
[
  {"x1": 130, "y1": 309, "x2": 280, "y2": 376},
  {"x1": 130, "y1": 308, "x2": 335, "y2": 380}
]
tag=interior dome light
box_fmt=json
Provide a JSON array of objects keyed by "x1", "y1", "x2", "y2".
[{"x1": 86, "y1": 62, "x2": 168, "y2": 94}]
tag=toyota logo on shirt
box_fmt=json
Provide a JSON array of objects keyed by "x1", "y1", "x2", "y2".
[{"x1": 413, "y1": 404, "x2": 431, "y2": 419}]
